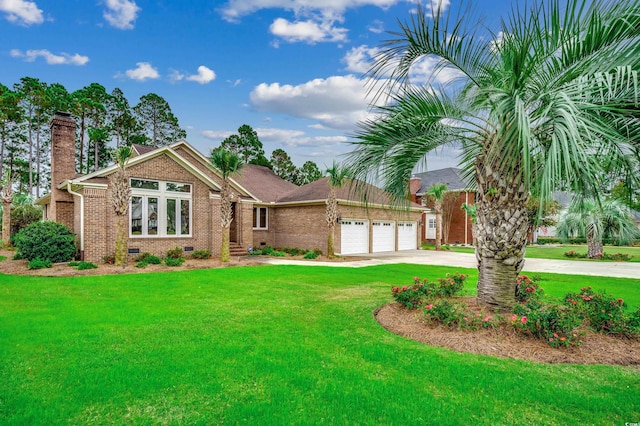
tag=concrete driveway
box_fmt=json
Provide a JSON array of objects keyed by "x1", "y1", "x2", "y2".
[{"x1": 258, "y1": 250, "x2": 640, "y2": 279}]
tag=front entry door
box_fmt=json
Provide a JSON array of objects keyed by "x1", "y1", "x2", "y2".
[{"x1": 229, "y1": 202, "x2": 238, "y2": 243}]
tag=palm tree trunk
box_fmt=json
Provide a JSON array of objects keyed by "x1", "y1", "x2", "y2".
[
  {"x1": 2, "y1": 201, "x2": 10, "y2": 246},
  {"x1": 475, "y1": 162, "x2": 529, "y2": 311},
  {"x1": 327, "y1": 223, "x2": 335, "y2": 259},
  {"x1": 221, "y1": 226, "x2": 230, "y2": 262},
  {"x1": 434, "y1": 202, "x2": 442, "y2": 250},
  {"x1": 586, "y1": 228, "x2": 603, "y2": 258},
  {"x1": 115, "y1": 214, "x2": 128, "y2": 266}
]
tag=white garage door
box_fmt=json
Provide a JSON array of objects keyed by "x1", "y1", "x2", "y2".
[
  {"x1": 398, "y1": 221, "x2": 418, "y2": 250},
  {"x1": 372, "y1": 221, "x2": 395, "y2": 252},
  {"x1": 340, "y1": 220, "x2": 369, "y2": 255}
]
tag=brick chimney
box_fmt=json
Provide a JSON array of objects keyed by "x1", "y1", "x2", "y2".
[
  {"x1": 49, "y1": 112, "x2": 76, "y2": 231},
  {"x1": 409, "y1": 176, "x2": 422, "y2": 203}
]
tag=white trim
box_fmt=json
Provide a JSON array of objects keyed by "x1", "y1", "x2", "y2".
[
  {"x1": 130, "y1": 179, "x2": 193, "y2": 238},
  {"x1": 66, "y1": 182, "x2": 84, "y2": 253},
  {"x1": 253, "y1": 206, "x2": 268, "y2": 230}
]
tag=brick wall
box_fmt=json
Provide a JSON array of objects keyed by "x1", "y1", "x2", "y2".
[
  {"x1": 81, "y1": 153, "x2": 227, "y2": 262},
  {"x1": 421, "y1": 191, "x2": 475, "y2": 245},
  {"x1": 262, "y1": 203, "x2": 422, "y2": 254}
]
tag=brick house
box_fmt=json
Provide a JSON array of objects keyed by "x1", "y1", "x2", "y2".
[
  {"x1": 409, "y1": 167, "x2": 476, "y2": 245},
  {"x1": 39, "y1": 112, "x2": 424, "y2": 262}
]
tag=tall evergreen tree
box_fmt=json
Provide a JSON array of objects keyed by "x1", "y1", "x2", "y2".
[
  {"x1": 133, "y1": 93, "x2": 186, "y2": 147},
  {"x1": 270, "y1": 148, "x2": 299, "y2": 184}
]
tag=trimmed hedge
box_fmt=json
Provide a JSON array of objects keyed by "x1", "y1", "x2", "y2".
[{"x1": 14, "y1": 221, "x2": 76, "y2": 263}]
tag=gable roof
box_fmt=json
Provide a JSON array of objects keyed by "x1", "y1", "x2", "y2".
[
  {"x1": 132, "y1": 144, "x2": 156, "y2": 156},
  {"x1": 232, "y1": 164, "x2": 298, "y2": 203},
  {"x1": 63, "y1": 143, "x2": 223, "y2": 192},
  {"x1": 414, "y1": 167, "x2": 472, "y2": 194}
]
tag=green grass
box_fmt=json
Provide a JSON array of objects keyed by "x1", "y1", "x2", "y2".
[
  {"x1": 438, "y1": 244, "x2": 640, "y2": 262},
  {"x1": 1, "y1": 265, "x2": 639, "y2": 424},
  {"x1": 0, "y1": 255, "x2": 6, "y2": 262}
]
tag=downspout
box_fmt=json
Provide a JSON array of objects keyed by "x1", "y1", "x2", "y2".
[
  {"x1": 464, "y1": 192, "x2": 468, "y2": 245},
  {"x1": 66, "y1": 181, "x2": 85, "y2": 260}
]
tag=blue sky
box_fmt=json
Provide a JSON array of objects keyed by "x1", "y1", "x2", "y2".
[{"x1": 1, "y1": 0, "x2": 511, "y2": 170}]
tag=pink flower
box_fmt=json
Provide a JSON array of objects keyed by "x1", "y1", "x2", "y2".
[
  {"x1": 425, "y1": 304, "x2": 433, "y2": 310},
  {"x1": 402, "y1": 286, "x2": 407, "y2": 291},
  {"x1": 549, "y1": 337, "x2": 554, "y2": 342},
  {"x1": 482, "y1": 316, "x2": 491, "y2": 322},
  {"x1": 617, "y1": 298, "x2": 624, "y2": 304},
  {"x1": 521, "y1": 316, "x2": 528, "y2": 324},
  {"x1": 553, "y1": 333, "x2": 558, "y2": 338},
  {"x1": 511, "y1": 314, "x2": 518, "y2": 322}
]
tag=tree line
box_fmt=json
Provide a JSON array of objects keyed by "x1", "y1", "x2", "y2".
[
  {"x1": 217, "y1": 124, "x2": 324, "y2": 186},
  {"x1": 0, "y1": 77, "x2": 186, "y2": 198}
]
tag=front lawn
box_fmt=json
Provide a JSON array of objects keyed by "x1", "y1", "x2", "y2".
[
  {"x1": 1, "y1": 265, "x2": 638, "y2": 424},
  {"x1": 441, "y1": 244, "x2": 640, "y2": 262}
]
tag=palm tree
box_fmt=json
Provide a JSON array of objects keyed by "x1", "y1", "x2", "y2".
[
  {"x1": 427, "y1": 183, "x2": 448, "y2": 250},
  {"x1": 109, "y1": 146, "x2": 132, "y2": 266},
  {"x1": 326, "y1": 162, "x2": 350, "y2": 259},
  {"x1": 557, "y1": 199, "x2": 640, "y2": 258},
  {"x1": 0, "y1": 170, "x2": 13, "y2": 247},
  {"x1": 210, "y1": 147, "x2": 242, "y2": 262},
  {"x1": 347, "y1": 0, "x2": 640, "y2": 310}
]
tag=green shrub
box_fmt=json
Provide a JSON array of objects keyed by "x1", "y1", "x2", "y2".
[
  {"x1": 313, "y1": 248, "x2": 323, "y2": 256},
  {"x1": 190, "y1": 249, "x2": 212, "y2": 259},
  {"x1": 512, "y1": 302, "x2": 582, "y2": 347},
  {"x1": 392, "y1": 273, "x2": 468, "y2": 308},
  {"x1": 28, "y1": 258, "x2": 52, "y2": 269},
  {"x1": 261, "y1": 246, "x2": 273, "y2": 255},
  {"x1": 271, "y1": 251, "x2": 286, "y2": 257},
  {"x1": 77, "y1": 261, "x2": 97, "y2": 270},
  {"x1": 135, "y1": 261, "x2": 148, "y2": 268},
  {"x1": 14, "y1": 221, "x2": 76, "y2": 263},
  {"x1": 564, "y1": 250, "x2": 587, "y2": 259},
  {"x1": 303, "y1": 251, "x2": 318, "y2": 259},
  {"x1": 135, "y1": 252, "x2": 161, "y2": 264},
  {"x1": 564, "y1": 287, "x2": 633, "y2": 335},
  {"x1": 165, "y1": 247, "x2": 183, "y2": 259},
  {"x1": 436, "y1": 272, "x2": 467, "y2": 297},
  {"x1": 515, "y1": 275, "x2": 545, "y2": 303},
  {"x1": 165, "y1": 256, "x2": 185, "y2": 267},
  {"x1": 248, "y1": 249, "x2": 262, "y2": 256},
  {"x1": 10, "y1": 202, "x2": 42, "y2": 237},
  {"x1": 68, "y1": 261, "x2": 80, "y2": 267}
]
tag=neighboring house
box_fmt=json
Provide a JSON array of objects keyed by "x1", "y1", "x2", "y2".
[
  {"x1": 38, "y1": 112, "x2": 424, "y2": 262},
  {"x1": 409, "y1": 167, "x2": 476, "y2": 245}
]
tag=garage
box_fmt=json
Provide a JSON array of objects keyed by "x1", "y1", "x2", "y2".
[
  {"x1": 372, "y1": 221, "x2": 395, "y2": 252},
  {"x1": 340, "y1": 220, "x2": 369, "y2": 254},
  {"x1": 398, "y1": 221, "x2": 418, "y2": 250}
]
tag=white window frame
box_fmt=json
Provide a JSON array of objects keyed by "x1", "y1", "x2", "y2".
[
  {"x1": 428, "y1": 218, "x2": 436, "y2": 229},
  {"x1": 130, "y1": 179, "x2": 192, "y2": 238},
  {"x1": 253, "y1": 207, "x2": 268, "y2": 230}
]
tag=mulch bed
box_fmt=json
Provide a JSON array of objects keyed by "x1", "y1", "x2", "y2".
[{"x1": 375, "y1": 301, "x2": 640, "y2": 366}]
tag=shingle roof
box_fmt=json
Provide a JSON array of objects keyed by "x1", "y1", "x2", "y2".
[
  {"x1": 276, "y1": 177, "x2": 422, "y2": 208},
  {"x1": 132, "y1": 144, "x2": 156, "y2": 155},
  {"x1": 414, "y1": 167, "x2": 472, "y2": 193},
  {"x1": 232, "y1": 164, "x2": 298, "y2": 203}
]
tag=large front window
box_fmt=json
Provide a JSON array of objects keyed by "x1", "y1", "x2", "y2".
[{"x1": 130, "y1": 179, "x2": 192, "y2": 237}]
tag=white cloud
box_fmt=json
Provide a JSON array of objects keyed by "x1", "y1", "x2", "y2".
[
  {"x1": 0, "y1": 0, "x2": 43, "y2": 25},
  {"x1": 342, "y1": 45, "x2": 380, "y2": 74},
  {"x1": 121, "y1": 62, "x2": 159, "y2": 81},
  {"x1": 368, "y1": 19, "x2": 383, "y2": 33},
  {"x1": 103, "y1": 0, "x2": 140, "y2": 30},
  {"x1": 186, "y1": 65, "x2": 216, "y2": 84},
  {"x1": 10, "y1": 48, "x2": 89, "y2": 65},
  {"x1": 250, "y1": 74, "x2": 376, "y2": 131},
  {"x1": 269, "y1": 17, "x2": 347, "y2": 44},
  {"x1": 227, "y1": 79, "x2": 242, "y2": 87},
  {"x1": 168, "y1": 69, "x2": 185, "y2": 83},
  {"x1": 427, "y1": 0, "x2": 451, "y2": 14},
  {"x1": 201, "y1": 130, "x2": 234, "y2": 140},
  {"x1": 219, "y1": 0, "x2": 399, "y2": 22},
  {"x1": 409, "y1": 55, "x2": 464, "y2": 86}
]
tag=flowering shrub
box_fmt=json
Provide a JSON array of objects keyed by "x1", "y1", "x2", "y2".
[
  {"x1": 515, "y1": 275, "x2": 545, "y2": 303},
  {"x1": 564, "y1": 287, "x2": 634, "y2": 335},
  {"x1": 512, "y1": 302, "x2": 583, "y2": 347},
  {"x1": 598, "y1": 253, "x2": 632, "y2": 261},
  {"x1": 564, "y1": 250, "x2": 587, "y2": 259},
  {"x1": 437, "y1": 272, "x2": 467, "y2": 296},
  {"x1": 391, "y1": 273, "x2": 467, "y2": 308}
]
